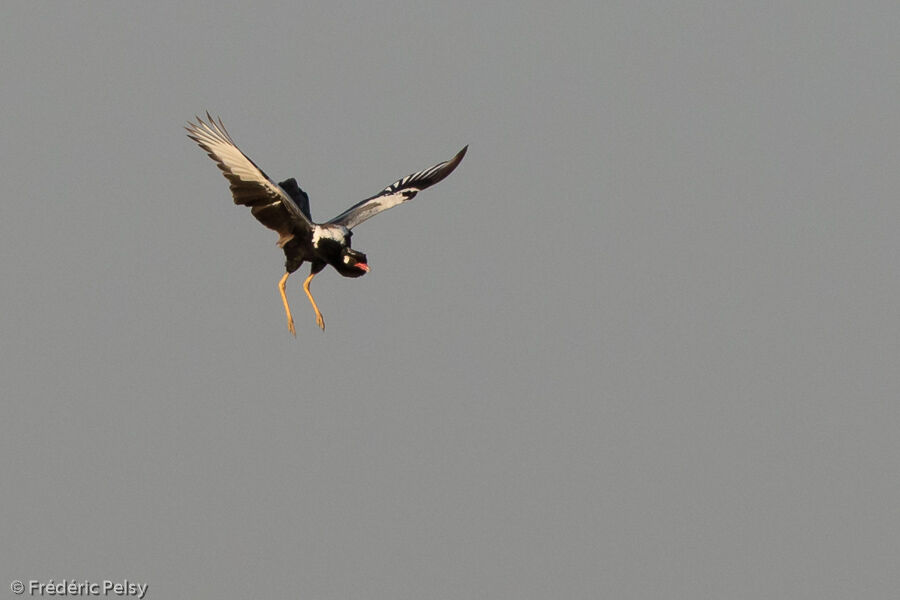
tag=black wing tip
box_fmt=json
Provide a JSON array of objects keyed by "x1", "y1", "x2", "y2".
[
  {"x1": 185, "y1": 111, "x2": 221, "y2": 128},
  {"x1": 186, "y1": 113, "x2": 205, "y2": 125},
  {"x1": 442, "y1": 144, "x2": 467, "y2": 174},
  {"x1": 450, "y1": 145, "x2": 468, "y2": 167},
  {"x1": 186, "y1": 112, "x2": 236, "y2": 147},
  {"x1": 185, "y1": 115, "x2": 205, "y2": 138}
]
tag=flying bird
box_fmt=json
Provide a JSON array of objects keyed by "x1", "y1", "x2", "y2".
[{"x1": 186, "y1": 113, "x2": 467, "y2": 335}]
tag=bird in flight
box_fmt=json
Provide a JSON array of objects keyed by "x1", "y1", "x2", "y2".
[{"x1": 186, "y1": 113, "x2": 467, "y2": 335}]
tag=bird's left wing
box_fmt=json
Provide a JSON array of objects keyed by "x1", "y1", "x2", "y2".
[
  {"x1": 186, "y1": 114, "x2": 314, "y2": 238},
  {"x1": 327, "y1": 146, "x2": 467, "y2": 230}
]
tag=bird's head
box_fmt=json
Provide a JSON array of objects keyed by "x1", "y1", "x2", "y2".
[{"x1": 335, "y1": 248, "x2": 369, "y2": 278}]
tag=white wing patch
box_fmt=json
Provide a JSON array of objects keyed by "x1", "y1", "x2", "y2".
[
  {"x1": 327, "y1": 146, "x2": 467, "y2": 230},
  {"x1": 312, "y1": 224, "x2": 349, "y2": 248}
]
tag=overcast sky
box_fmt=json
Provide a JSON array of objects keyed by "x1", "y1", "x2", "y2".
[{"x1": 2, "y1": 2, "x2": 899, "y2": 598}]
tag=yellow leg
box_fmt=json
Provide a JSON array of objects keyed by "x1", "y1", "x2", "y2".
[
  {"x1": 303, "y1": 271, "x2": 325, "y2": 331},
  {"x1": 278, "y1": 272, "x2": 296, "y2": 336}
]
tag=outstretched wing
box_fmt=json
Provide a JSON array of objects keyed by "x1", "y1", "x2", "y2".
[
  {"x1": 327, "y1": 146, "x2": 467, "y2": 230},
  {"x1": 186, "y1": 113, "x2": 313, "y2": 245}
]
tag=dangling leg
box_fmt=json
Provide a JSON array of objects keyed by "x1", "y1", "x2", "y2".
[
  {"x1": 278, "y1": 272, "x2": 296, "y2": 336},
  {"x1": 303, "y1": 269, "x2": 325, "y2": 331}
]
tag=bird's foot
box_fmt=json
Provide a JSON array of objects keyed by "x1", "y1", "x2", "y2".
[
  {"x1": 287, "y1": 315, "x2": 296, "y2": 336},
  {"x1": 315, "y1": 311, "x2": 325, "y2": 331}
]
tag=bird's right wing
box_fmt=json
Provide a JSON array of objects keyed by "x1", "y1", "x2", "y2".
[
  {"x1": 186, "y1": 113, "x2": 313, "y2": 245},
  {"x1": 327, "y1": 146, "x2": 467, "y2": 230}
]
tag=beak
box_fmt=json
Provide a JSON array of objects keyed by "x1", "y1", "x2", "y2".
[{"x1": 357, "y1": 263, "x2": 370, "y2": 272}]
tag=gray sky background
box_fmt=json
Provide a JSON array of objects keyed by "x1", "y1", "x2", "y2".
[{"x1": 2, "y1": 2, "x2": 899, "y2": 598}]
